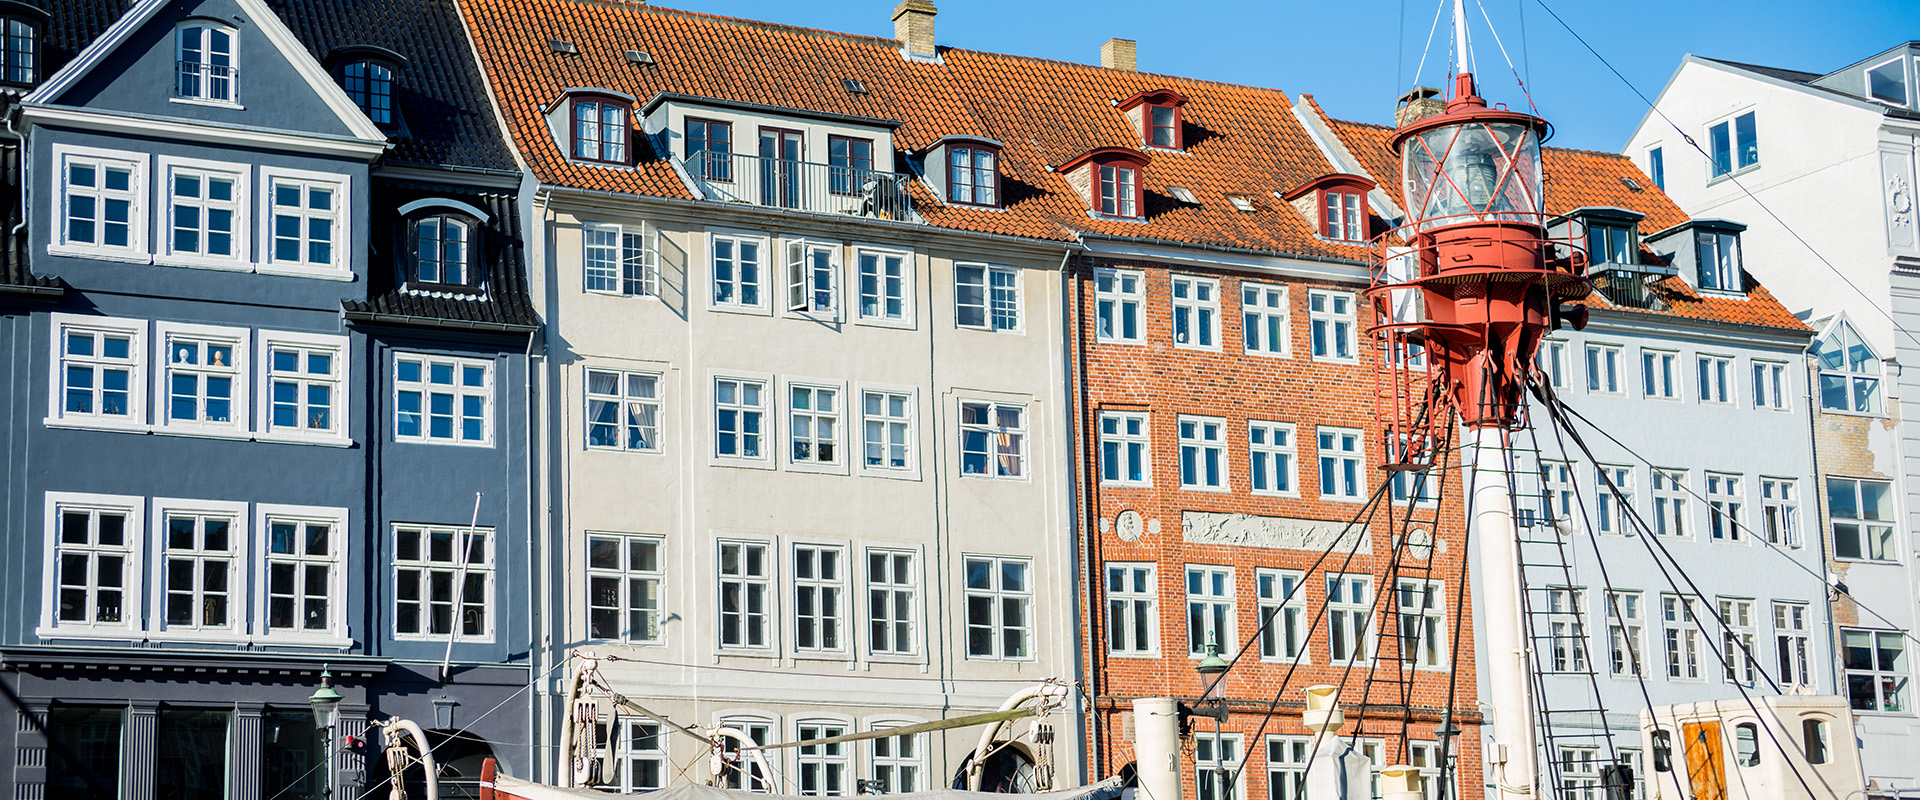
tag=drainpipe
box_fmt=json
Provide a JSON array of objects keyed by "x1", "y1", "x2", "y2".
[{"x1": 1052, "y1": 245, "x2": 1092, "y2": 785}]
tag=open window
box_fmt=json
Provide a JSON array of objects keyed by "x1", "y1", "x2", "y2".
[
  {"x1": 1867, "y1": 57, "x2": 1909, "y2": 107},
  {"x1": 1117, "y1": 89, "x2": 1190, "y2": 150}
]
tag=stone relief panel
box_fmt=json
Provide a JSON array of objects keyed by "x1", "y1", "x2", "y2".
[{"x1": 1182, "y1": 510, "x2": 1371, "y2": 553}]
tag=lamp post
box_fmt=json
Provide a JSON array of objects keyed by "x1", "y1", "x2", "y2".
[
  {"x1": 1196, "y1": 634, "x2": 1230, "y2": 800},
  {"x1": 309, "y1": 666, "x2": 343, "y2": 798}
]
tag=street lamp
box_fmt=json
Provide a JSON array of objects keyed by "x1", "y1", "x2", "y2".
[
  {"x1": 1195, "y1": 635, "x2": 1231, "y2": 800},
  {"x1": 309, "y1": 666, "x2": 343, "y2": 798}
]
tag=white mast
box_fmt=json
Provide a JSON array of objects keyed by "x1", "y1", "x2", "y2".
[
  {"x1": 1471, "y1": 427, "x2": 1540, "y2": 800},
  {"x1": 1453, "y1": 0, "x2": 1469, "y2": 79}
]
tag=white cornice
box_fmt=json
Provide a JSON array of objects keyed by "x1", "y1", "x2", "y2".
[
  {"x1": 20, "y1": 105, "x2": 387, "y2": 159},
  {"x1": 1077, "y1": 236, "x2": 1371, "y2": 284}
]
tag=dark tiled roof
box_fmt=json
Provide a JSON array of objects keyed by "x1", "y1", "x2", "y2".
[
  {"x1": 266, "y1": 0, "x2": 518, "y2": 172},
  {"x1": 1699, "y1": 56, "x2": 1920, "y2": 122},
  {"x1": 343, "y1": 180, "x2": 538, "y2": 332},
  {"x1": 460, "y1": 0, "x2": 1368, "y2": 260}
]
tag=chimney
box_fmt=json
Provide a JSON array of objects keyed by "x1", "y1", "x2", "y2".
[
  {"x1": 1101, "y1": 38, "x2": 1136, "y2": 71},
  {"x1": 1394, "y1": 86, "x2": 1444, "y2": 127},
  {"x1": 893, "y1": 0, "x2": 938, "y2": 60}
]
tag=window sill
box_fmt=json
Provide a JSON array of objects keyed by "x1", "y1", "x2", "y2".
[
  {"x1": 170, "y1": 96, "x2": 245, "y2": 110},
  {"x1": 857, "y1": 466, "x2": 922, "y2": 482},
  {"x1": 394, "y1": 436, "x2": 496, "y2": 449},
  {"x1": 792, "y1": 652, "x2": 855, "y2": 664},
  {"x1": 393, "y1": 633, "x2": 496, "y2": 644},
  {"x1": 583, "y1": 444, "x2": 666, "y2": 456},
  {"x1": 35, "y1": 625, "x2": 142, "y2": 641},
  {"x1": 257, "y1": 263, "x2": 355, "y2": 282},
  {"x1": 1178, "y1": 484, "x2": 1231, "y2": 493},
  {"x1": 853, "y1": 316, "x2": 918, "y2": 331},
  {"x1": 1099, "y1": 481, "x2": 1153, "y2": 489},
  {"x1": 1706, "y1": 166, "x2": 1760, "y2": 186},
  {"x1": 1250, "y1": 489, "x2": 1302, "y2": 499},
  {"x1": 708, "y1": 302, "x2": 773, "y2": 318},
  {"x1": 155, "y1": 255, "x2": 253, "y2": 272},
  {"x1": 961, "y1": 654, "x2": 1037, "y2": 664},
  {"x1": 1094, "y1": 337, "x2": 1146, "y2": 346},
  {"x1": 586, "y1": 638, "x2": 667, "y2": 649},
  {"x1": 584, "y1": 288, "x2": 660, "y2": 301},
  {"x1": 1309, "y1": 356, "x2": 1360, "y2": 365},
  {"x1": 46, "y1": 417, "x2": 357, "y2": 447},
  {"x1": 957, "y1": 324, "x2": 1025, "y2": 336},
  {"x1": 47, "y1": 243, "x2": 151, "y2": 264},
  {"x1": 1173, "y1": 343, "x2": 1223, "y2": 352},
  {"x1": 785, "y1": 460, "x2": 850, "y2": 476},
  {"x1": 1242, "y1": 349, "x2": 1292, "y2": 359},
  {"x1": 711, "y1": 455, "x2": 777, "y2": 471},
  {"x1": 1107, "y1": 650, "x2": 1163, "y2": 659},
  {"x1": 959, "y1": 473, "x2": 1031, "y2": 483},
  {"x1": 43, "y1": 416, "x2": 148, "y2": 434},
  {"x1": 153, "y1": 424, "x2": 253, "y2": 441},
  {"x1": 1817, "y1": 406, "x2": 1887, "y2": 419},
  {"x1": 863, "y1": 652, "x2": 925, "y2": 666},
  {"x1": 1320, "y1": 495, "x2": 1369, "y2": 504},
  {"x1": 1831, "y1": 556, "x2": 1901, "y2": 565},
  {"x1": 256, "y1": 431, "x2": 353, "y2": 448}
]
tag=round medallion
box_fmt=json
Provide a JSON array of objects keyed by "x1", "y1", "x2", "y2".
[
  {"x1": 1893, "y1": 186, "x2": 1913, "y2": 215},
  {"x1": 1116, "y1": 509, "x2": 1144, "y2": 542}
]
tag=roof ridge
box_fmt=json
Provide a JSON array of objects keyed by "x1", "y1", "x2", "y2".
[
  {"x1": 940, "y1": 46, "x2": 1297, "y2": 101},
  {"x1": 571, "y1": 0, "x2": 906, "y2": 50}
]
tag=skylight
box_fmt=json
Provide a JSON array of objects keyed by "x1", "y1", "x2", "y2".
[
  {"x1": 1226, "y1": 194, "x2": 1255, "y2": 212},
  {"x1": 549, "y1": 39, "x2": 578, "y2": 55},
  {"x1": 1167, "y1": 185, "x2": 1197, "y2": 204}
]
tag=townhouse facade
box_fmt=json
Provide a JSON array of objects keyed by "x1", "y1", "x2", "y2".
[
  {"x1": 1, "y1": 1, "x2": 539, "y2": 798},
  {"x1": 1627, "y1": 44, "x2": 1920, "y2": 791},
  {"x1": 462, "y1": 0, "x2": 1083, "y2": 791}
]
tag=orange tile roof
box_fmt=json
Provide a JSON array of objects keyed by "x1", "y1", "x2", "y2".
[{"x1": 459, "y1": 0, "x2": 1368, "y2": 259}]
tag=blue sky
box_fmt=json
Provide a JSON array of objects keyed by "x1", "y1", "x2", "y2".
[{"x1": 657, "y1": 0, "x2": 1920, "y2": 153}]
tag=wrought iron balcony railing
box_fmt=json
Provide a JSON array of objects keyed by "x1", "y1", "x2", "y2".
[{"x1": 680, "y1": 150, "x2": 920, "y2": 223}]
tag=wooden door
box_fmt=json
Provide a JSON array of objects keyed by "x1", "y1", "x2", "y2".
[{"x1": 1682, "y1": 721, "x2": 1726, "y2": 800}]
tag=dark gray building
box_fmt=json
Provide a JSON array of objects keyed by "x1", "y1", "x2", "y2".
[{"x1": 0, "y1": 0, "x2": 538, "y2": 797}]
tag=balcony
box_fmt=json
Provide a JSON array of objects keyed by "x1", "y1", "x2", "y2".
[
  {"x1": 680, "y1": 150, "x2": 921, "y2": 223},
  {"x1": 1591, "y1": 269, "x2": 1667, "y2": 311}
]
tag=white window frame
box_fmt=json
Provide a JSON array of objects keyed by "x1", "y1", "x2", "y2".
[
  {"x1": 1841, "y1": 628, "x2": 1908, "y2": 713},
  {"x1": 147, "y1": 497, "x2": 249, "y2": 640},
  {"x1": 864, "y1": 547, "x2": 920, "y2": 658},
  {"x1": 711, "y1": 372, "x2": 773, "y2": 468},
  {"x1": 1317, "y1": 426, "x2": 1365, "y2": 502},
  {"x1": 958, "y1": 399, "x2": 1027, "y2": 480},
  {"x1": 793, "y1": 717, "x2": 854, "y2": 796},
  {"x1": 1595, "y1": 464, "x2": 1635, "y2": 536},
  {"x1": 1194, "y1": 732, "x2": 1245, "y2": 800},
  {"x1": 714, "y1": 714, "x2": 779, "y2": 792},
  {"x1": 717, "y1": 538, "x2": 776, "y2": 651},
  {"x1": 1094, "y1": 268, "x2": 1145, "y2": 344},
  {"x1": 708, "y1": 230, "x2": 770, "y2": 314},
  {"x1": 393, "y1": 352, "x2": 494, "y2": 447},
  {"x1": 583, "y1": 221, "x2": 660, "y2": 298},
  {"x1": 1248, "y1": 420, "x2": 1297, "y2": 497},
  {"x1": 155, "y1": 155, "x2": 249, "y2": 270},
  {"x1": 784, "y1": 378, "x2": 846, "y2": 474},
  {"x1": 1707, "y1": 473, "x2": 1745, "y2": 542},
  {"x1": 1640, "y1": 349, "x2": 1678, "y2": 400},
  {"x1": 1718, "y1": 597, "x2": 1758, "y2": 684},
  {"x1": 174, "y1": 21, "x2": 239, "y2": 105},
  {"x1": 1545, "y1": 586, "x2": 1589, "y2": 674},
  {"x1": 1559, "y1": 746, "x2": 1601, "y2": 800},
  {"x1": 1662, "y1": 594, "x2": 1703, "y2": 681},
  {"x1": 585, "y1": 367, "x2": 663, "y2": 454},
  {"x1": 1397, "y1": 578, "x2": 1447, "y2": 669},
  {"x1": 257, "y1": 330, "x2": 349, "y2": 445},
  {"x1": 854, "y1": 246, "x2": 914, "y2": 327},
  {"x1": 1698, "y1": 355, "x2": 1735, "y2": 405},
  {"x1": 605, "y1": 717, "x2": 669, "y2": 793},
  {"x1": 258, "y1": 166, "x2": 351, "y2": 280},
  {"x1": 585, "y1": 532, "x2": 663, "y2": 645},
  {"x1": 791, "y1": 541, "x2": 849, "y2": 657},
  {"x1": 1241, "y1": 282, "x2": 1289, "y2": 357},
  {"x1": 1815, "y1": 322, "x2": 1884, "y2": 416},
  {"x1": 1106, "y1": 562, "x2": 1159, "y2": 657},
  {"x1": 1706, "y1": 109, "x2": 1759, "y2": 180},
  {"x1": 1536, "y1": 339, "x2": 1568, "y2": 391},
  {"x1": 1651, "y1": 468, "x2": 1689, "y2": 539},
  {"x1": 1185, "y1": 564, "x2": 1233, "y2": 657},
  {"x1": 1752, "y1": 360, "x2": 1790, "y2": 411},
  {"x1": 39, "y1": 491, "x2": 146, "y2": 638},
  {"x1": 1170, "y1": 274, "x2": 1220, "y2": 350},
  {"x1": 392, "y1": 522, "x2": 496, "y2": 642},
  {"x1": 1307, "y1": 289, "x2": 1357, "y2": 363},
  {"x1": 963, "y1": 554, "x2": 1033, "y2": 661},
  {"x1": 1327, "y1": 573, "x2": 1373, "y2": 664},
  {"x1": 1760, "y1": 478, "x2": 1801, "y2": 548},
  {"x1": 1828, "y1": 477, "x2": 1897, "y2": 563},
  {"x1": 1178, "y1": 415, "x2": 1227, "y2": 491},
  {"x1": 954, "y1": 263, "x2": 1022, "y2": 334},
  {"x1": 865, "y1": 720, "x2": 927, "y2": 794},
  {"x1": 1098, "y1": 410, "x2": 1151, "y2": 486},
  {"x1": 1266, "y1": 736, "x2": 1310, "y2": 800},
  {"x1": 255, "y1": 503, "x2": 349, "y2": 645},
  {"x1": 782, "y1": 238, "x2": 840, "y2": 319},
  {"x1": 154, "y1": 321, "x2": 249, "y2": 437},
  {"x1": 47, "y1": 312, "x2": 148, "y2": 432},
  {"x1": 857, "y1": 384, "x2": 918, "y2": 479},
  {"x1": 1586, "y1": 343, "x2": 1623, "y2": 394},
  {"x1": 1538, "y1": 460, "x2": 1577, "y2": 524},
  {"x1": 1771, "y1": 601, "x2": 1812, "y2": 689},
  {"x1": 1606, "y1": 590, "x2": 1646, "y2": 679},
  {"x1": 1867, "y1": 56, "x2": 1911, "y2": 106},
  {"x1": 1256, "y1": 568, "x2": 1307, "y2": 663},
  {"x1": 50, "y1": 144, "x2": 150, "y2": 261}
]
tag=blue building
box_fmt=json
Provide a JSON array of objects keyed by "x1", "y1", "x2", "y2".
[{"x1": 0, "y1": 0, "x2": 537, "y2": 797}]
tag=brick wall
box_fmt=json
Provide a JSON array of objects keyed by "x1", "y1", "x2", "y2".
[{"x1": 1067, "y1": 253, "x2": 1482, "y2": 795}]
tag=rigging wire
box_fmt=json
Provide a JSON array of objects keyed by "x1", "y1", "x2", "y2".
[
  {"x1": 1413, "y1": 0, "x2": 1448, "y2": 94},
  {"x1": 1528, "y1": 0, "x2": 1920, "y2": 351},
  {"x1": 1472, "y1": 0, "x2": 1541, "y2": 117}
]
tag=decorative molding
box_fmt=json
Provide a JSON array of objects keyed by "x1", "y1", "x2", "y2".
[{"x1": 1181, "y1": 510, "x2": 1371, "y2": 553}]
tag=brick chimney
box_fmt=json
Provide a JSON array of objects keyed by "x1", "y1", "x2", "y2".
[
  {"x1": 893, "y1": 0, "x2": 938, "y2": 60},
  {"x1": 1394, "y1": 86, "x2": 1445, "y2": 127},
  {"x1": 1101, "y1": 38, "x2": 1136, "y2": 71}
]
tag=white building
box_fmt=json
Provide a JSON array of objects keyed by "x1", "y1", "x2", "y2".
[{"x1": 1626, "y1": 45, "x2": 1920, "y2": 791}]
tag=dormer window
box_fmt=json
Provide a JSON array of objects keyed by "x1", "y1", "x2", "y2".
[
  {"x1": 948, "y1": 145, "x2": 998, "y2": 206},
  {"x1": 1060, "y1": 148, "x2": 1151, "y2": 220},
  {"x1": 572, "y1": 97, "x2": 629, "y2": 164},
  {"x1": 176, "y1": 22, "x2": 237, "y2": 103},
  {"x1": 1100, "y1": 165, "x2": 1138, "y2": 218},
  {"x1": 0, "y1": 11, "x2": 39, "y2": 87},
  {"x1": 1815, "y1": 320, "x2": 1881, "y2": 415},
  {"x1": 343, "y1": 61, "x2": 394, "y2": 125},
  {"x1": 1867, "y1": 57, "x2": 1908, "y2": 106},
  {"x1": 1323, "y1": 191, "x2": 1363, "y2": 241},
  {"x1": 1696, "y1": 229, "x2": 1741, "y2": 291},
  {"x1": 1118, "y1": 89, "x2": 1189, "y2": 150},
  {"x1": 414, "y1": 215, "x2": 470, "y2": 286},
  {"x1": 1588, "y1": 223, "x2": 1636, "y2": 267}
]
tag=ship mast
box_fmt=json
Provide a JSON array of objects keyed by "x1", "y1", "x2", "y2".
[{"x1": 1371, "y1": 2, "x2": 1585, "y2": 798}]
